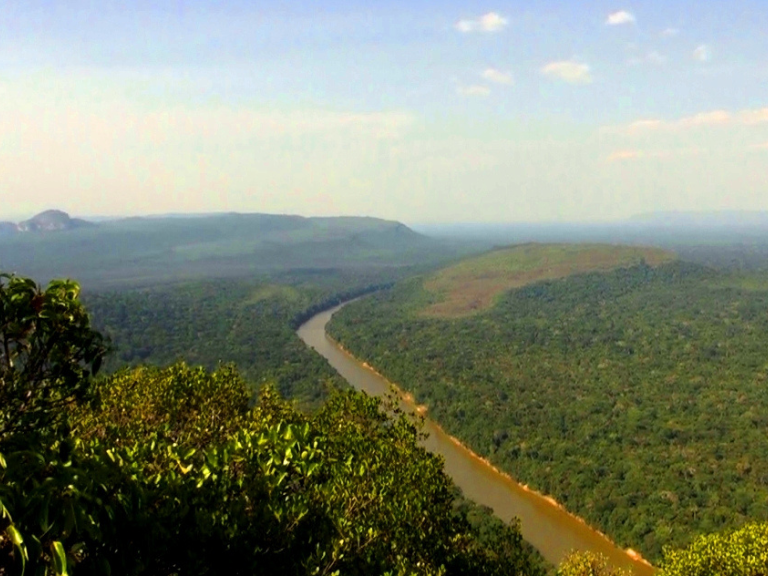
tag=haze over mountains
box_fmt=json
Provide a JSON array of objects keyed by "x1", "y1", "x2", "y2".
[
  {"x1": 0, "y1": 210, "x2": 464, "y2": 289},
  {"x1": 629, "y1": 211, "x2": 768, "y2": 227},
  {"x1": 416, "y1": 211, "x2": 768, "y2": 261},
  {"x1": 6, "y1": 208, "x2": 768, "y2": 289}
]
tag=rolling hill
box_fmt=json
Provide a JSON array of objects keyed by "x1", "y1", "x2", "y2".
[{"x1": 420, "y1": 243, "x2": 675, "y2": 317}]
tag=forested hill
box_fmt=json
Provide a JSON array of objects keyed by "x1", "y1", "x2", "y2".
[
  {"x1": 327, "y1": 244, "x2": 768, "y2": 561},
  {"x1": 83, "y1": 268, "x2": 405, "y2": 406},
  {"x1": 0, "y1": 212, "x2": 464, "y2": 289}
]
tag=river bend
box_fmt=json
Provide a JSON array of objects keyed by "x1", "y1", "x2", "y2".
[{"x1": 297, "y1": 303, "x2": 653, "y2": 575}]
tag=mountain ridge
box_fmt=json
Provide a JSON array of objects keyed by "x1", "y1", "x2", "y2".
[
  {"x1": 0, "y1": 211, "x2": 459, "y2": 288},
  {"x1": 0, "y1": 209, "x2": 95, "y2": 235}
]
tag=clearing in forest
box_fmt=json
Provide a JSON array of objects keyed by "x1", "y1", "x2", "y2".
[{"x1": 422, "y1": 243, "x2": 676, "y2": 317}]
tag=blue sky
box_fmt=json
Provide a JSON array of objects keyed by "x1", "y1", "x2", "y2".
[{"x1": 2, "y1": 0, "x2": 767, "y2": 222}]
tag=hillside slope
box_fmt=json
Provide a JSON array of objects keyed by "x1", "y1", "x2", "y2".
[
  {"x1": 0, "y1": 212, "x2": 457, "y2": 288},
  {"x1": 421, "y1": 243, "x2": 675, "y2": 317}
]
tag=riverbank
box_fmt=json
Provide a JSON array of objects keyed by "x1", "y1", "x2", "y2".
[
  {"x1": 330, "y1": 334, "x2": 653, "y2": 572},
  {"x1": 297, "y1": 303, "x2": 654, "y2": 575}
]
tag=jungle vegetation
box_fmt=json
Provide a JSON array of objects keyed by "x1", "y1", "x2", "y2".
[
  {"x1": 328, "y1": 244, "x2": 768, "y2": 561},
  {"x1": 0, "y1": 272, "x2": 546, "y2": 575},
  {"x1": 82, "y1": 267, "x2": 437, "y2": 405},
  {"x1": 5, "y1": 241, "x2": 768, "y2": 574}
]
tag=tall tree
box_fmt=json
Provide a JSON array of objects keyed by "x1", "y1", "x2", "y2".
[{"x1": 0, "y1": 273, "x2": 108, "y2": 443}]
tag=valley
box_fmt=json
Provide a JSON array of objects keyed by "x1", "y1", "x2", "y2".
[
  {"x1": 298, "y1": 303, "x2": 653, "y2": 573},
  {"x1": 327, "y1": 244, "x2": 768, "y2": 561},
  {"x1": 6, "y1": 213, "x2": 768, "y2": 574}
]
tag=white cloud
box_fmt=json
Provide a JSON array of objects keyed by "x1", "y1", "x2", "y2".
[
  {"x1": 625, "y1": 119, "x2": 664, "y2": 132},
  {"x1": 455, "y1": 12, "x2": 508, "y2": 33},
  {"x1": 456, "y1": 84, "x2": 491, "y2": 97},
  {"x1": 455, "y1": 20, "x2": 475, "y2": 33},
  {"x1": 677, "y1": 110, "x2": 731, "y2": 128},
  {"x1": 602, "y1": 107, "x2": 768, "y2": 135},
  {"x1": 606, "y1": 10, "x2": 636, "y2": 25},
  {"x1": 693, "y1": 44, "x2": 710, "y2": 62},
  {"x1": 541, "y1": 61, "x2": 593, "y2": 84},
  {"x1": 661, "y1": 28, "x2": 680, "y2": 37},
  {"x1": 482, "y1": 68, "x2": 513, "y2": 85},
  {"x1": 607, "y1": 148, "x2": 704, "y2": 162},
  {"x1": 0, "y1": 76, "x2": 420, "y2": 218},
  {"x1": 479, "y1": 12, "x2": 507, "y2": 31}
]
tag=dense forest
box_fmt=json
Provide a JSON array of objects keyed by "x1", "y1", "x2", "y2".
[
  {"x1": 5, "y1": 239, "x2": 768, "y2": 574},
  {"x1": 83, "y1": 268, "x2": 411, "y2": 405},
  {"x1": 328, "y1": 253, "x2": 768, "y2": 561},
  {"x1": 0, "y1": 272, "x2": 547, "y2": 575}
]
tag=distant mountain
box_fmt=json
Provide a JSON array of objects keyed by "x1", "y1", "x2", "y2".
[
  {"x1": 0, "y1": 210, "x2": 95, "y2": 235},
  {"x1": 0, "y1": 212, "x2": 465, "y2": 288}
]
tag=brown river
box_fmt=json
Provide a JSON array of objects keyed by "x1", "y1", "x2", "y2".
[{"x1": 297, "y1": 303, "x2": 654, "y2": 575}]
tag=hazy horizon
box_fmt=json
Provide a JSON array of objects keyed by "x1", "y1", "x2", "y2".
[
  {"x1": 7, "y1": 207, "x2": 768, "y2": 230},
  {"x1": 2, "y1": 1, "x2": 767, "y2": 223}
]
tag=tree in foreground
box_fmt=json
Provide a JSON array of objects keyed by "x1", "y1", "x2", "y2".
[
  {"x1": 557, "y1": 552, "x2": 629, "y2": 576},
  {"x1": 4, "y1": 272, "x2": 768, "y2": 575},
  {"x1": 658, "y1": 522, "x2": 768, "y2": 576},
  {"x1": 1, "y1": 273, "x2": 543, "y2": 575},
  {"x1": 0, "y1": 273, "x2": 107, "y2": 443}
]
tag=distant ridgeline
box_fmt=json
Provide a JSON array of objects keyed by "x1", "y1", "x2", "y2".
[{"x1": 0, "y1": 211, "x2": 460, "y2": 289}]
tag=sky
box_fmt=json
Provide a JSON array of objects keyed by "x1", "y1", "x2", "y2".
[{"x1": 1, "y1": 0, "x2": 767, "y2": 223}]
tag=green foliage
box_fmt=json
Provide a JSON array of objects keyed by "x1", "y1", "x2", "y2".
[
  {"x1": 659, "y1": 522, "x2": 768, "y2": 576},
  {"x1": 6, "y1": 267, "x2": 768, "y2": 576},
  {"x1": 74, "y1": 363, "x2": 252, "y2": 451},
  {"x1": 557, "y1": 552, "x2": 629, "y2": 576},
  {"x1": 2, "y1": 364, "x2": 546, "y2": 575},
  {"x1": 0, "y1": 273, "x2": 544, "y2": 574},
  {"x1": 453, "y1": 493, "x2": 551, "y2": 576},
  {"x1": 83, "y1": 272, "x2": 403, "y2": 406},
  {"x1": 328, "y1": 259, "x2": 768, "y2": 560},
  {"x1": 0, "y1": 273, "x2": 108, "y2": 441},
  {"x1": 422, "y1": 243, "x2": 674, "y2": 317}
]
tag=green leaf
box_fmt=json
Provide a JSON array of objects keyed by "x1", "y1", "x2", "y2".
[
  {"x1": 0, "y1": 496, "x2": 12, "y2": 521},
  {"x1": 7, "y1": 525, "x2": 24, "y2": 547},
  {"x1": 38, "y1": 497, "x2": 51, "y2": 534},
  {"x1": 52, "y1": 541, "x2": 69, "y2": 576}
]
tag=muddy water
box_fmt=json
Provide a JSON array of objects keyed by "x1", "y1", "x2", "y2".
[{"x1": 297, "y1": 303, "x2": 654, "y2": 575}]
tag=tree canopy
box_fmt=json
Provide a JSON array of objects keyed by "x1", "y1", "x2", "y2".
[
  {"x1": 328, "y1": 260, "x2": 768, "y2": 560},
  {"x1": 0, "y1": 273, "x2": 107, "y2": 442},
  {"x1": 4, "y1": 269, "x2": 768, "y2": 575},
  {"x1": 0, "y1": 273, "x2": 544, "y2": 576}
]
